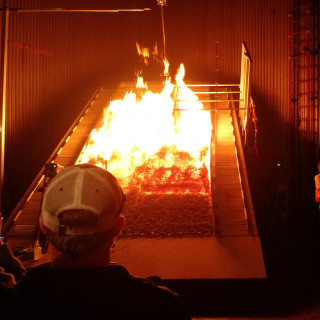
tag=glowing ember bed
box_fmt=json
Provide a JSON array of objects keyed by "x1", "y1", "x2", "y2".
[{"x1": 119, "y1": 167, "x2": 213, "y2": 238}]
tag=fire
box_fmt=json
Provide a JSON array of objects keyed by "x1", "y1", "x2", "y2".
[
  {"x1": 163, "y1": 58, "x2": 169, "y2": 77},
  {"x1": 77, "y1": 64, "x2": 212, "y2": 195},
  {"x1": 135, "y1": 73, "x2": 148, "y2": 90},
  {"x1": 136, "y1": 42, "x2": 149, "y2": 65}
]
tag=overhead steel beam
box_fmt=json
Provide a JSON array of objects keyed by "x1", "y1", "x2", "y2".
[{"x1": 3, "y1": 8, "x2": 151, "y2": 13}]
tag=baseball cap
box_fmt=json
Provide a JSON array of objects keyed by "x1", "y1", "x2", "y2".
[{"x1": 41, "y1": 163, "x2": 125, "y2": 236}]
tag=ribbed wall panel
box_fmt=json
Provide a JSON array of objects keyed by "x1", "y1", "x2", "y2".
[
  {"x1": 204, "y1": 0, "x2": 290, "y2": 193},
  {"x1": 1, "y1": 0, "x2": 291, "y2": 218}
]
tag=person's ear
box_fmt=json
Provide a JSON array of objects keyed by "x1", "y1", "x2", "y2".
[
  {"x1": 113, "y1": 215, "x2": 125, "y2": 238},
  {"x1": 39, "y1": 216, "x2": 47, "y2": 235}
]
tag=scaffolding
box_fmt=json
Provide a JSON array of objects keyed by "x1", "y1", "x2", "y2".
[
  {"x1": 288, "y1": 0, "x2": 319, "y2": 221},
  {"x1": 288, "y1": 0, "x2": 319, "y2": 147}
]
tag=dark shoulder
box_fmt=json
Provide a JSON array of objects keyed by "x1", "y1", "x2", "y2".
[
  {"x1": 15, "y1": 264, "x2": 50, "y2": 286},
  {"x1": 127, "y1": 276, "x2": 191, "y2": 320},
  {"x1": 14, "y1": 264, "x2": 191, "y2": 320}
]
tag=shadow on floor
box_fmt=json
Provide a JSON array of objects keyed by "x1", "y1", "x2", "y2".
[{"x1": 164, "y1": 222, "x2": 320, "y2": 319}]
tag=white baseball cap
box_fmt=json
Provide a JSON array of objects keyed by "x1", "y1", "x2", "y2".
[{"x1": 41, "y1": 163, "x2": 125, "y2": 236}]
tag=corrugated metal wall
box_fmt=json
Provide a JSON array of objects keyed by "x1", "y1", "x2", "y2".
[
  {"x1": 206, "y1": 0, "x2": 290, "y2": 175},
  {"x1": 204, "y1": 0, "x2": 291, "y2": 224},
  {"x1": 0, "y1": 0, "x2": 293, "y2": 221},
  {"x1": 2, "y1": 0, "x2": 159, "y2": 216}
]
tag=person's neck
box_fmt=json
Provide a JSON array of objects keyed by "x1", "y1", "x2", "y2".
[{"x1": 50, "y1": 244, "x2": 111, "y2": 268}]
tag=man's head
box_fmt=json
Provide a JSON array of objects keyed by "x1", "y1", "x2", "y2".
[{"x1": 39, "y1": 163, "x2": 125, "y2": 259}]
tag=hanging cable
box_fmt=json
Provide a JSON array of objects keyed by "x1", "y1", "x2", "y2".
[{"x1": 157, "y1": 0, "x2": 167, "y2": 62}]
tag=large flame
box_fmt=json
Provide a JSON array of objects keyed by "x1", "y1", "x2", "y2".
[{"x1": 77, "y1": 64, "x2": 212, "y2": 195}]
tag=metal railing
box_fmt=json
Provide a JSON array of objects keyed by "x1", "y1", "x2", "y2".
[{"x1": 172, "y1": 41, "x2": 255, "y2": 149}]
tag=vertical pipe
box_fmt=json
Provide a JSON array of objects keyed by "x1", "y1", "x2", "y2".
[
  {"x1": 313, "y1": 0, "x2": 319, "y2": 158},
  {"x1": 318, "y1": 0, "x2": 320, "y2": 159},
  {"x1": 0, "y1": 2, "x2": 9, "y2": 215}
]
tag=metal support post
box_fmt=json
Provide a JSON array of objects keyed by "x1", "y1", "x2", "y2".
[{"x1": 0, "y1": 2, "x2": 9, "y2": 215}]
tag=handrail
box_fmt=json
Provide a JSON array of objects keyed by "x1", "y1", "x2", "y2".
[
  {"x1": 3, "y1": 87, "x2": 103, "y2": 233},
  {"x1": 172, "y1": 42, "x2": 256, "y2": 150}
]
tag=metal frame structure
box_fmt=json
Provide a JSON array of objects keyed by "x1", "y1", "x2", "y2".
[
  {"x1": 173, "y1": 42, "x2": 253, "y2": 145},
  {"x1": 288, "y1": 0, "x2": 319, "y2": 147},
  {"x1": 287, "y1": 0, "x2": 319, "y2": 221}
]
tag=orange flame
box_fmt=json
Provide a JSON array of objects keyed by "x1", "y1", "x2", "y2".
[
  {"x1": 77, "y1": 64, "x2": 212, "y2": 194},
  {"x1": 163, "y1": 58, "x2": 169, "y2": 77},
  {"x1": 136, "y1": 42, "x2": 149, "y2": 65},
  {"x1": 136, "y1": 73, "x2": 148, "y2": 90}
]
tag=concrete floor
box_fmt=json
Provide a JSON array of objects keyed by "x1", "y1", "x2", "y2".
[
  {"x1": 111, "y1": 236, "x2": 266, "y2": 279},
  {"x1": 164, "y1": 220, "x2": 320, "y2": 320}
]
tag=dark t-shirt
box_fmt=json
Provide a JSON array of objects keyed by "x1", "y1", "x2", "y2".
[{"x1": 12, "y1": 264, "x2": 191, "y2": 320}]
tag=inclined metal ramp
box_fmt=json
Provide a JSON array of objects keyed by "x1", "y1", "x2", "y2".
[
  {"x1": 3, "y1": 82, "x2": 265, "y2": 279},
  {"x1": 3, "y1": 87, "x2": 114, "y2": 252},
  {"x1": 174, "y1": 83, "x2": 258, "y2": 237}
]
